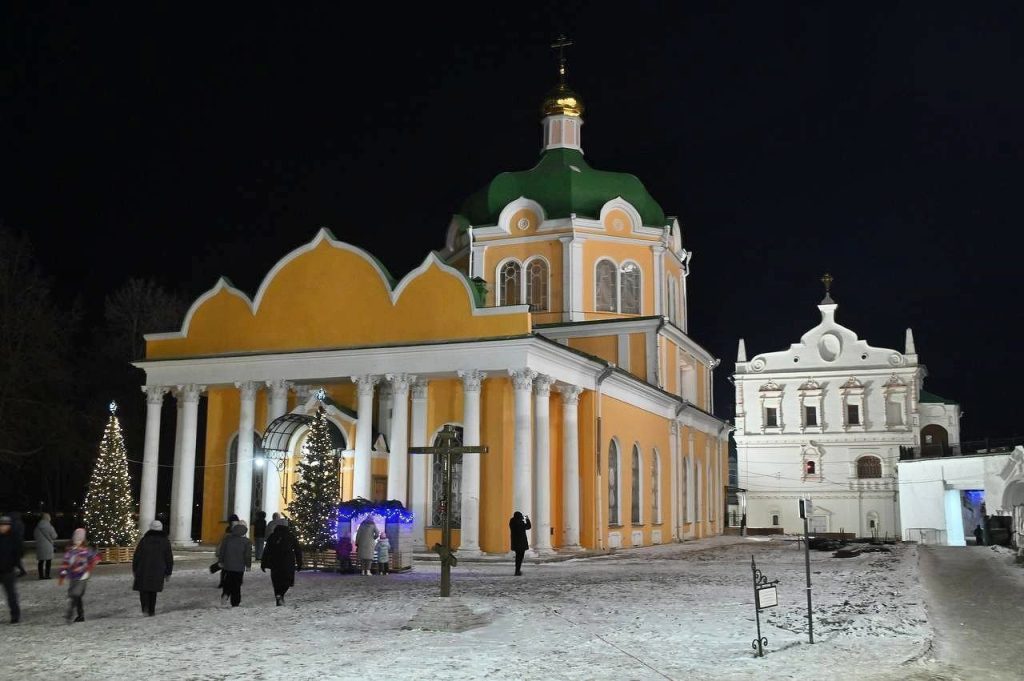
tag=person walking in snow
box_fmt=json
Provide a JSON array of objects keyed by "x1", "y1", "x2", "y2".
[
  {"x1": 374, "y1": 533, "x2": 390, "y2": 575},
  {"x1": 216, "y1": 522, "x2": 252, "y2": 607},
  {"x1": 216, "y1": 513, "x2": 240, "y2": 590},
  {"x1": 133, "y1": 520, "x2": 173, "y2": 616},
  {"x1": 355, "y1": 517, "x2": 379, "y2": 576},
  {"x1": 10, "y1": 512, "x2": 27, "y2": 577},
  {"x1": 264, "y1": 512, "x2": 284, "y2": 539},
  {"x1": 509, "y1": 511, "x2": 531, "y2": 576},
  {"x1": 33, "y1": 512, "x2": 58, "y2": 580},
  {"x1": 973, "y1": 524, "x2": 985, "y2": 546},
  {"x1": 59, "y1": 528, "x2": 99, "y2": 623},
  {"x1": 253, "y1": 511, "x2": 268, "y2": 561},
  {"x1": 0, "y1": 515, "x2": 22, "y2": 623},
  {"x1": 261, "y1": 519, "x2": 302, "y2": 605}
]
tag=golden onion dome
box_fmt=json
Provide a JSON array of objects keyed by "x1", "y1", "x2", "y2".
[{"x1": 542, "y1": 82, "x2": 584, "y2": 117}]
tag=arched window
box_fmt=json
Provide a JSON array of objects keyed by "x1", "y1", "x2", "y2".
[
  {"x1": 595, "y1": 260, "x2": 617, "y2": 312},
  {"x1": 651, "y1": 449, "x2": 661, "y2": 524},
  {"x1": 608, "y1": 440, "x2": 620, "y2": 525},
  {"x1": 805, "y1": 460, "x2": 816, "y2": 475},
  {"x1": 620, "y1": 262, "x2": 641, "y2": 314},
  {"x1": 631, "y1": 444, "x2": 642, "y2": 524},
  {"x1": 499, "y1": 261, "x2": 522, "y2": 306},
  {"x1": 857, "y1": 456, "x2": 882, "y2": 479},
  {"x1": 431, "y1": 425, "x2": 464, "y2": 527},
  {"x1": 525, "y1": 258, "x2": 549, "y2": 312}
]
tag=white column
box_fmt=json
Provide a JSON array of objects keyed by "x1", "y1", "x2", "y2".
[
  {"x1": 352, "y1": 375, "x2": 379, "y2": 499},
  {"x1": 233, "y1": 381, "x2": 258, "y2": 523},
  {"x1": 168, "y1": 395, "x2": 184, "y2": 536},
  {"x1": 457, "y1": 369, "x2": 486, "y2": 556},
  {"x1": 510, "y1": 369, "x2": 536, "y2": 528},
  {"x1": 171, "y1": 384, "x2": 204, "y2": 545},
  {"x1": 409, "y1": 378, "x2": 429, "y2": 551},
  {"x1": 139, "y1": 386, "x2": 168, "y2": 533},
  {"x1": 686, "y1": 432, "x2": 696, "y2": 535},
  {"x1": 670, "y1": 421, "x2": 680, "y2": 541},
  {"x1": 379, "y1": 382, "x2": 394, "y2": 444},
  {"x1": 263, "y1": 379, "x2": 291, "y2": 516},
  {"x1": 533, "y1": 375, "x2": 554, "y2": 554},
  {"x1": 559, "y1": 385, "x2": 583, "y2": 550},
  {"x1": 385, "y1": 374, "x2": 413, "y2": 504}
]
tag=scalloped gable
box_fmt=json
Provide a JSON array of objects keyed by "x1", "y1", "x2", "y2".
[{"x1": 145, "y1": 232, "x2": 531, "y2": 359}]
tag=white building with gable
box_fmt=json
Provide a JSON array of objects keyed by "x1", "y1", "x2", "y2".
[{"x1": 733, "y1": 284, "x2": 960, "y2": 537}]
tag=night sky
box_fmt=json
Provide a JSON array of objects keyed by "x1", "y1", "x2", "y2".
[{"x1": 3, "y1": 4, "x2": 1021, "y2": 441}]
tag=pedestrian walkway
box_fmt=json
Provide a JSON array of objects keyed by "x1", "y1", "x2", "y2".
[{"x1": 917, "y1": 545, "x2": 1024, "y2": 680}]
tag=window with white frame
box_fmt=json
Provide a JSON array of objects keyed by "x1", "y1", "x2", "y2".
[
  {"x1": 499, "y1": 260, "x2": 522, "y2": 306},
  {"x1": 666, "y1": 277, "x2": 678, "y2": 325},
  {"x1": 801, "y1": 444, "x2": 823, "y2": 481},
  {"x1": 883, "y1": 374, "x2": 908, "y2": 429},
  {"x1": 595, "y1": 259, "x2": 617, "y2": 312},
  {"x1": 798, "y1": 379, "x2": 823, "y2": 432},
  {"x1": 840, "y1": 377, "x2": 866, "y2": 431},
  {"x1": 620, "y1": 262, "x2": 641, "y2": 314},
  {"x1": 651, "y1": 449, "x2": 661, "y2": 524},
  {"x1": 524, "y1": 258, "x2": 549, "y2": 311},
  {"x1": 608, "y1": 439, "x2": 621, "y2": 525},
  {"x1": 631, "y1": 444, "x2": 642, "y2": 524},
  {"x1": 758, "y1": 379, "x2": 783, "y2": 433}
]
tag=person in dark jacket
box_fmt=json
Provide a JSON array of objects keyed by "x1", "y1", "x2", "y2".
[
  {"x1": 973, "y1": 524, "x2": 985, "y2": 546},
  {"x1": 509, "y1": 511, "x2": 531, "y2": 576},
  {"x1": 10, "y1": 512, "x2": 27, "y2": 577},
  {"x1": 33, "y1": 512, "x2": 58, "y2": 579},
  {"x1": 132, "y1": 520, "x2": 173, "y2": 616},
  {"x1": 216, "y1": 522, "x2": 252, "y2": 607},
  {"x1": 0, "y1": 515, "x2": 22, "y2": 622},
  {"x1": 253, "y1": 511, "x2": 267, "y2": 561},
  {"x1": 216, "y1": 513, "x2": 240, "y2": 590},
  {"x1": 260, "y1": 520, "x2": 302, "y2": 606}
]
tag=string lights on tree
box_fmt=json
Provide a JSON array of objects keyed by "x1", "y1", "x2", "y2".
[
  {"x1": 287, "y1": 404, "x2": 341, "y2": 549},
  {"x1": 83, "y1": 401, "x2": 139, "y2": 547}
]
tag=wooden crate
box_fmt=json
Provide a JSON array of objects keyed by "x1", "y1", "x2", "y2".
[{"x1": 98, "y1": 546, "x2": 135, "y2": 564}]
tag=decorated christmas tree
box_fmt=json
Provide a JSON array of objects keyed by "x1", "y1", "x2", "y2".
[
  {"x1": 83, "y1": 401, "x2": 139, "y2": 547},
  {"x1": 288, "y1": 404, "x2": 341, "y2": 549}
]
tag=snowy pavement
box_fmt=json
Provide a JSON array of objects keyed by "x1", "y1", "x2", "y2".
[{"x1": 2, "y1": 537, "x2": 951, "y2": 680}]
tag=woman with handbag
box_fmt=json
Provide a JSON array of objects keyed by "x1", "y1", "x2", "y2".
[{"x1": 58, "y1": 528, "x2": 99, "y2": 623}]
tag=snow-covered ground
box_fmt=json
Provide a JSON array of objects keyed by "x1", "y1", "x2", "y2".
[{"x1": 4, "y1": 537, "x2": 937, "y2": 680}]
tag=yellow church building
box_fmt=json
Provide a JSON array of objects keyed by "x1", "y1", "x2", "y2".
[{"x1": 133, "y1": 63, "x2": 730, "y2": 557}]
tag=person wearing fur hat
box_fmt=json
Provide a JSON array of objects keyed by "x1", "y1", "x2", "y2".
[
  {"x1": 33, "y1": 513, "x2": 58, "y2": 580},
  {"x1": 216, "y1": 522, "x2": 252, "y2": 607},
  {"x1": 133, "y1": 520, "x2": 173, "y2": 616},
  {"x1": 58, "y1": 528, "x2": 99, "y2": 623},
  {"x1": 260, "y1": 519, "x2": 302, "y2": 606},
  {"x1": 0, "y1": 515, "x2": 22, "y2": 623}
]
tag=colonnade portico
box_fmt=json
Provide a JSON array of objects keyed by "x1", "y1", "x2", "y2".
[{"x1": 137, "y1": 367, "x2": 586, "y2": 554}]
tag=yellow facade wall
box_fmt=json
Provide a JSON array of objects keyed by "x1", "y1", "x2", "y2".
[
  {"x1": 147, "y1": 239, "x2": 530, "y2": 360},
  {"x1": 481, "y1": 237, "x2": 564, "y2": 325},
  {"x1": 581, "y1": 240, "x2": 657, "y2": 321},
  {"x1": 598, "y1": 396, "x2": 671, "y2": 547},
  {"x1": 568, "y1": 335, "x2": 617, "y2": 366},
  {"x1": 628, "y1": 333, "x2": 646, "y2": 381}
]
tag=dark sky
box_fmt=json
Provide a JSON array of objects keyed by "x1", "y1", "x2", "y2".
[{"x1": 3, "y1": 3, "x2": 1021, "y2": 442}]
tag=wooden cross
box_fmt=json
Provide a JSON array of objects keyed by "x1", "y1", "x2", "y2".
[{"x1": 409, "y1": 424, "x2": 489, "y2": 597}]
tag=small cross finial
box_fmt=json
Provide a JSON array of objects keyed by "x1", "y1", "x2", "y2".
[
  {"x1": 821, "y1": 273, "x2": 835, "y2": 304},
  {"x1": 109, "y1": 400, "x2": 118, "y2": 415},
  {"x1": 315, "y1": 387, "x2": 326, "y2": 402},
  {"x1": 551, "y1": 34, "x2": 573, "y2": 84}
]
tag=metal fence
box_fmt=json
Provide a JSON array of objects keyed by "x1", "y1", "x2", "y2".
[{"x1": 899, "y1": 438, "x2": 1021, "y2": 460}]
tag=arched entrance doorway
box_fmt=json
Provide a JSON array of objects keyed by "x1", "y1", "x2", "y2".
[{"x1": 921, "y1": 424, "x2": 950, "y2": 457}]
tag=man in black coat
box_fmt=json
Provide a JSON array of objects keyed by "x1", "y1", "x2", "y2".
[
  {"x1": 260, "y1": 520, "x2": 303, "y2": 606},
  {"x1": 509, "y1": 511, "x2": 531, "y2": 576},
  {"x1": 133, "y1": 520, "x2": 173, "y2": 616},
  {"x1": 0, "y1": 515, "x2": 22, "y2": 622}
]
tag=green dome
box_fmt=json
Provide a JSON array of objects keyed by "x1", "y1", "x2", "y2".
[{"x1": 458, "y1": 148, "x2": 667, "y2": 228}]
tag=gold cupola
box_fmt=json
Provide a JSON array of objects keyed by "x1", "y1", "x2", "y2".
[{"x1": 541, "y1": 35, "x2": 584, "y2": 153}]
